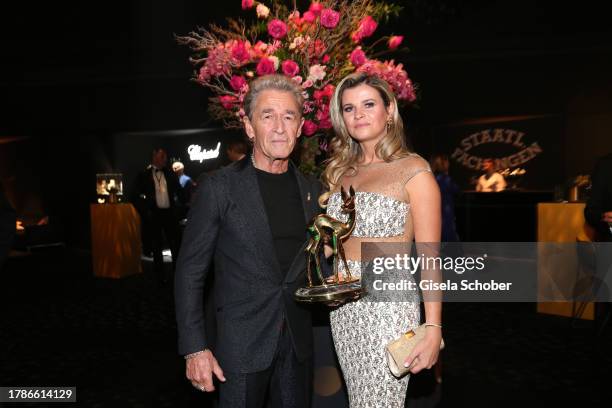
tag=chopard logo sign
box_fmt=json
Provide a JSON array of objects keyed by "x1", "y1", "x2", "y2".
[
  {"x1": 450, "y1": 128, "x2": 542, "y2": 170},
  {"x1": 188, "y1": 142, "x2": 221, "y2": 163}
]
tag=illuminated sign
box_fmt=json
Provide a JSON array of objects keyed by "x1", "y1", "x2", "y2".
[
  {"x1": 450, "y1": 129, "x2": 542, "y2": 170},
  {"x1": 188, "y1": 142, "x2": 221, "y2": 163}
]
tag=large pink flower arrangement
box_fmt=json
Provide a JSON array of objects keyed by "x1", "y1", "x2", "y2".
[{"x1": 178, "y1": 0, "x2": 415, "y2": 174}]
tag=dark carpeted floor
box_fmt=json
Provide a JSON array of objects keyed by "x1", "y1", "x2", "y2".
[{"x1": 1, "y1": 248, "x2": 610, "y2": 407}]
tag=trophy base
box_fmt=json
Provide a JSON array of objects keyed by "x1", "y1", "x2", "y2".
[{"x1": 294, "y1": 279, "x2": 362, "y2": 303}]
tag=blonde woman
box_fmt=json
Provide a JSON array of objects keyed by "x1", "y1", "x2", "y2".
[{"x1": 322, "y1": 72, "x2": 442, "y2": 407}]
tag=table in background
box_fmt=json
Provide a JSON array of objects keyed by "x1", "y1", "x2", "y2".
[
  {"x1": 90, "y1": 203, "x2": 142, "y2": 278},
  {"x1": 537, "y1": 202, "x2": 594, "y2": 320}
]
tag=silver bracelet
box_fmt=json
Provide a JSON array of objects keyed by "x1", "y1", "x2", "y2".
[
  {"x1": 424, "y1": 323, "x2": 443, "y2": 329},
  {"x1": 184, "y1": 349, "x2": 208, "y2": 360}
]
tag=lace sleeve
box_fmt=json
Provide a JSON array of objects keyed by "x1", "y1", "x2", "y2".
[{"x1": 401, "y1": 154, "x2": 432, "y2": 186}]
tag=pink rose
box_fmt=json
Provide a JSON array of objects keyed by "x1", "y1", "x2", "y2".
[
  {"x1": 219, "y1": 95, "x2": 237, "y2": 110},
  {"x1": 241, "y1": 0, "x2": 254, "y2": 10},
  {"x1": 229, "y1": 75, "x2": 247, "y2": 91},
  {"x1": 302, "y1": 11, "x2": 316, "y2": 24},
  {"x1": 308, "y1": 2, "x2": 324, "y2": 16},
  {"x1": 302, "y1": 79, "x2": 314, "y2": 89},
  {"x1": 351, "y1": 16, "x2": 377, "y2": 43},
  {"x1": 256, "y1": 57, "x2": 276, "y2": 76},
  {"x1": 267, "y1": 19, "x2": 288, "y2": 39},
  {"x1": 358, "y1": 16, "x2": 377, "y2": 38},
  {"x1": 350, "y1": 47, "x2": 367, "y2": 67},
  {"x1": 388, "y1": 35, "x2": 404, "y2": 50},
  {"x1": 307, "y1": 64, "x2": 326, "y2": 82},
  {"x1": 320, "y1": 9, "x2": 340, "y2": 29},
  {"x1": 302, "y1": 120, "x2": 319, "y2": 136},
  {"x1": 292, "y1": 75, "x2": 303, "y2": 84},
  {"x1": 281, "y1": 60, "x2": 300, "y2": 77},
  {"x1": 231, "y1": 41, "x2": 250, "y2": 64}
]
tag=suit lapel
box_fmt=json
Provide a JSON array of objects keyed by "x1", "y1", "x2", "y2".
[{"x1": 232, "y1": 159, "x2": 283, "y2": 283}]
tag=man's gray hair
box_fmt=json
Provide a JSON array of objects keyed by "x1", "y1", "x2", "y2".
[{"x1": 243, "y1": 74, "x2": 304, "y2": 120}]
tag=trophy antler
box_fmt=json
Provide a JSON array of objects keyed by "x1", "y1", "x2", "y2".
[{"x1": 305, "y1": 186, "x2": 357, "y2": 286}]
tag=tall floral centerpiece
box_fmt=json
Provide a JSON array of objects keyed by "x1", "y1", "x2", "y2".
[{"x1": 178, "y1": 0, "x2": 416, "y2": 175}]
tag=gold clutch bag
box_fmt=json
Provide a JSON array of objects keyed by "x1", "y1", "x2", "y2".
[{"x1": 385, "y1": 324, "x2": 445, "y2": 378}]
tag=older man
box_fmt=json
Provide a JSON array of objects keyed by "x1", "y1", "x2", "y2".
[{"x1": 175, "y1": 74, "x2": 321, "y2": 407}]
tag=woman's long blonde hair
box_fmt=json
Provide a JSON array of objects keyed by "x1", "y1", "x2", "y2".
[{"x1": 320, "y1": 72, "x2": 412, "y2": 206}]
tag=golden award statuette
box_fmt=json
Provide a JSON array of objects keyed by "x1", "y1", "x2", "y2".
[{"x1": 295, "y1": 186, "x2": 362, "y2": 304}]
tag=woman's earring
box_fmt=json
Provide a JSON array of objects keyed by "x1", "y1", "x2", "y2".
[{"x1": 386, "y1": 118, "x2": 393, "y2": 132}]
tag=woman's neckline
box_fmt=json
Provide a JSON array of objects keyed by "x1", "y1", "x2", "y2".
[{"x1": 356, "y1": 159, "x2": 387, "y2": 167}]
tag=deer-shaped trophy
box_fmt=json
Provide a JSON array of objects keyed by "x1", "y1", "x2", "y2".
[{"x1": 295, "y1": 186, "x2": 362, "y2": 303}]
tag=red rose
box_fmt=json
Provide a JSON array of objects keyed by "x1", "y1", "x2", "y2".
[
  {"x1": 320, "y1": 9, "x2": 340, "y2": 29},
  {"x1": 256, "y1": 57, "x2": 276, "y2": 76},
  {"x1": 241, "y1": 0, "x2": 254, "y2": 10},
  {"x1": 267, "y1": 19, "x2": 288, "y2": 39},
  {"x1": 322, "y1": 84, "x2": 335, "y2": 97},
  {"x1": 219, "y1": 95, "x2": 237, "y2": 110},
  {"x1": 302, "y1": 120, "x2": 319, "y2": 136},
  {"x1": 350, "y1": 47, "x2": 367, "y2": 67},
  {"x1": 308, "y1": 2, "x2": 324, "y2": 16},
  {"x1": 229, "y1": 75, "x2": 247, "y2": 91},
  {"x1": 357, "y1": 15, "x2": 377, "y2": 39},
  {"x1": 302, "y1": 11, "x2": 316, "y2": 23},
  {"x1": 231, "y1": 41, "x2": 250, "y2": 64},
  {"x1": 281, "y1": 60, "x2": 300, "y2": 77}
]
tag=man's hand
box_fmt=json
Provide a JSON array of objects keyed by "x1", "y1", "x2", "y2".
[
  {"x1": 186, "y1": 349, "x2": 226, "y2": 392},
  {"x1": 602, "y1": 211, "x2": 612, "y2": 224}
]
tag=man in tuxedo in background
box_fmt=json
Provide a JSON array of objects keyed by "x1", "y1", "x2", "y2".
[
  {"x1": 585, "y1": 153, "x2": 612, "y2": 242},
  {"x1": 134, "y1": 148, "x2": 181, "y2": 285},
  {"x1": 175, "y1": 74, "x2": 320, "y2": 408},
  {"x1": 585, "y1": 153, "x2": 612, "y2": 333}
]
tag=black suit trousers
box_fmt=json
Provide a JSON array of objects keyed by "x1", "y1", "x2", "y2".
[
  {"x1": 150, "y1": 208, "x2": 180, "y2": 279},
  {"x1": 217, "y1": 321, "x2": 312, "y2": 408}
]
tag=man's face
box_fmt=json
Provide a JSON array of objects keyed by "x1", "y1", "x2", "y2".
[
  {"x1": 243, "y1": 90, "x2": 304, "y2": 165},
  {"x1": 483, "y1": 160, "x2": 494, "y2": 172},
  {"x1": 152, "y1": 150, "x2": 168, "y2": 168}
]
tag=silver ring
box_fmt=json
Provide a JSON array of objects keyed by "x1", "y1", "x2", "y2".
[{"x1": 193, "y1": 383, "x2": 206, "y2": 392}]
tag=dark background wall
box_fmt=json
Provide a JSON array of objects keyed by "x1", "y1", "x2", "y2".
[{"x1": 1, "y1": 0, "x2": 611, "y2": 246}]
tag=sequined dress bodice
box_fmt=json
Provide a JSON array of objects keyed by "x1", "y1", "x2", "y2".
[
  {"x1": 324, "y1": 154, "x2": 432, "y2": 265},
  {"x1": 327, "y1": 191, "x2": 408, "y2": 238}
]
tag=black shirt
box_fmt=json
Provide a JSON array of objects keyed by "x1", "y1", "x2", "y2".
[{"x1": 255, "y1": 167, "x2": 305, "y2": 277}]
